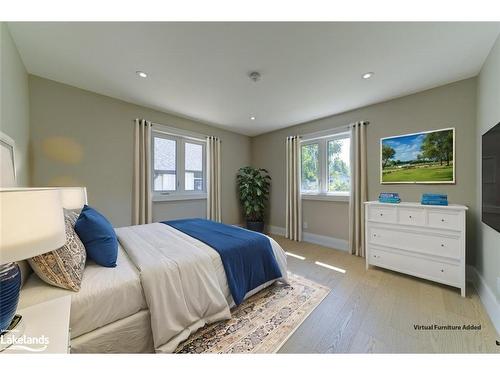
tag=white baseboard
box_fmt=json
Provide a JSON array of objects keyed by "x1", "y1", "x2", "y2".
[
  {"x1": 267, "y1": 225, "x2": 286, "y2": 236},
  {"x1": 267, "y1": 225, "x2": 348, "y2": 252},
  {"x1": 467, "y1": 265, "x2": 500, "y2": 335}
]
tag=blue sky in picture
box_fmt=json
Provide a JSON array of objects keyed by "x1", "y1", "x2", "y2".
[{"x1": 382, "y1": 133, "x2": 426, "y2": 162}]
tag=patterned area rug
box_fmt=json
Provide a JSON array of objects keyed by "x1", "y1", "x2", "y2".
[{"x1": 175, "y1": 273, "x2": 330, "y2": 353}]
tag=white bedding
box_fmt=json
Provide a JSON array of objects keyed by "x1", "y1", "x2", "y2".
[
  {"x1": 115, "y1": 223, "x2": 287, "y2": 353},
  {"x1": 71, "y1": 310, "x2": 154, "y2": 353},
  {"x1": 20, "y1": 222, "x2": 288, "y2": 353},
  {"x1": 20, "y1": 245, "x2": 146, "y2": 338}
]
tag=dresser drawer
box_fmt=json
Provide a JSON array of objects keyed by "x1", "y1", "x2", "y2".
[
  {"x1": 369, "y1": 247, "x2": 460, "y2": 286},
  {"x1": 367, "y1": 205, "x2": 397, "y2": 223},
  {"x1": 368, "y1": 226, "x2": 461, "y2": 259},
  {"x1": 398, "y1": 207, "x2": 425, "y2": 226},
  {"x1": 428, "y1": 210, "x2": 462, "y2": 230}
]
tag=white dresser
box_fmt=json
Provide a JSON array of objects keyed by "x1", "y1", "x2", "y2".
[{"x1": 364, "y1": 201, "x2": 467, "y2": 297}]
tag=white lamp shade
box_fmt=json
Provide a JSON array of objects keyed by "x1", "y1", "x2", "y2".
[
  {"x1": 60, "y1": 187, "x2": 87, "y2": 210},
  {"x1": 0, "y1": 189, "x2": 66, "y2": 264}
]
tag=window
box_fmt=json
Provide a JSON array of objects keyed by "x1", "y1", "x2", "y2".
[
  {"x1": 184, "y1": 142, "x2": 203, "y2": 191},
  {"x1": 152, "y1": 131, "x2": 206, "y2": 200},
  {"x1": 153, "y1": 137, "x2": 177, "y2": 191},
  {"x1": 301, "y1": 143, "x2": 320, "y2": 193},
  {"x1": 300, "y1": 133, "x2": 350, "y2": 199},
  {"x1": 327, "y1": 137, "x2": 350, "y2": 194}
]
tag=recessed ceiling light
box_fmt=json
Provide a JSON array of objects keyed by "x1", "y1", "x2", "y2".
[
  {"x1": 362, "y1": 72, "x2": 374, "y2": 79},
  {"x1": 250, "y1": 116, "x2": 256, "y2": 121},
  {"x1": 136, "y1": 71, "x2": 148, "y2": 78}
]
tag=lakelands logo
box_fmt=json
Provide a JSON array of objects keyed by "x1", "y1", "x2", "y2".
[
  {"x1": 1, "y1": 333, "x2": 50, "y2": 352},
  {"x1": 413, "y1": 323, "x2": 481, "y2": 331}
]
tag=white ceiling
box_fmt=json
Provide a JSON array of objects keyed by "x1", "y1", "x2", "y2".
[{"x1": 8, "y1": 22, "x2": 500, "y2": 136}]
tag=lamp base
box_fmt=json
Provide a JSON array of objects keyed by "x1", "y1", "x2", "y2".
[
  {"x1": 0, "y1": 314, "x2": 25, "y2": 352},
  {"x1": 0, "y1": 262, "x2": 22, "y2": 334}
]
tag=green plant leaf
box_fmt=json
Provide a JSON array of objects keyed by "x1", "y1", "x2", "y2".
[{"x1": 236, "y1": 166, "x2": 271, "y2": 221}]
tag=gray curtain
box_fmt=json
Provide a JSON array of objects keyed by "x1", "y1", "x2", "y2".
[
  {"x1": 285, "y1": 135, "x2": 302, "y2": 241},
  {"x1": 133, "y1": 119, "x2": 152, "y2": 225},
  {"x1": 349, "y1": 121, "x2": 368, "y2": 257},
  {"x1": 206, "y1": 136, "x2": 221, "y2": 222}
]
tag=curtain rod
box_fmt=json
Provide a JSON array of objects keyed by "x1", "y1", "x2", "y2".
[
  {"x1": 151, "y1": 121, "x2": 209, "y2": 139},
  {"x1": 136, "y1": 119, "x2": 219, "y2": 141},
  {"x1": 298, "y1": 120, "x2": 369, "y2": 140}
]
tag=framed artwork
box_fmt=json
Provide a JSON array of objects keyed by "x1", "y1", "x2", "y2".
[
  {"x1": 380, "y1": 128, "x2": 455, "y2": 184},
  {"x1": 0, "y1": 131, "x2": 16, "y2": 187}
]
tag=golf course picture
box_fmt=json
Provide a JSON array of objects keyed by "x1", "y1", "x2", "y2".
[{"x1": 381, "y1": 128, "x2": 455, "y2": 184}]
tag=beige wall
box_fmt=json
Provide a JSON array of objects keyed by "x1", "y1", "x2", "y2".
[
  {"x1": 302, "y1": 200, "x2": 349, "y2": 239},
  {"x1": 252, "y1": 78, "x2": 478, "y2": 260},
  {"x1": 0, "y1": 23, "x2": 30, "y2": 186},
  {"x1": 476, "y1": 35, "x2": 500, "y2": 302},
  {"x1": 29, "y1": 75, "x2": 251, "y2": 227}
]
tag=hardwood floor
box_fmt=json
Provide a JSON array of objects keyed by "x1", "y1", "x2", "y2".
[{"x1": 271, "y1": 235, "x2": 499, "y2": 353}]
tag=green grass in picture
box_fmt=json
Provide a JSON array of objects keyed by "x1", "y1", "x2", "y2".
[{"x1": 382, "y1": 164, "x2": 453, "y2": 182}]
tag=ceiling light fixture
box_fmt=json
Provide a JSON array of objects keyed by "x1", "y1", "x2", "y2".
[
  {"x1": 136, "y1": 71, "x2": 148, "y2": 78},
  {"x1": 362, "y1": 72, "x2": 374, "y2": 79},
  {"x1": 250, "y1": 116, "x2": 256, "y2": 121}
]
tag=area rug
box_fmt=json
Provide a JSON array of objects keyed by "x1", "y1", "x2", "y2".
[{"x1": 175, "y1": 273, "x2": 330, "y2": 353}]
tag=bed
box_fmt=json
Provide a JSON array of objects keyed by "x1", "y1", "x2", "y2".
[{"x1": 18, "y1": 220, "x2": 288, "y2": 353}]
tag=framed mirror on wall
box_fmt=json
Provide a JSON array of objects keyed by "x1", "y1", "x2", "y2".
[{"x1": 0, "y1": 131, "x2": 17, "y2": 187}]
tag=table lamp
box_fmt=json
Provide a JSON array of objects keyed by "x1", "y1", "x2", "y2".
[
  {"x1": 59, "y1": 187, "x2": 88, "y2": 210},
  {"x1": 0, "y1": 188, "x2": 66, "y2": 350}
]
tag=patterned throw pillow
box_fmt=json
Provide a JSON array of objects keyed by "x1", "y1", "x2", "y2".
[
  {"x1": 28, "y1": 213, "x2": 86, "y2": 291},
  {"x1": 64, "y1": 209, "x2": 81, "y2": 227}
]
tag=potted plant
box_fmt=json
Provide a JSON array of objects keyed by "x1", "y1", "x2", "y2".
[{"x1": 236, "y1": 166, "x2": 271, "y2": 233}]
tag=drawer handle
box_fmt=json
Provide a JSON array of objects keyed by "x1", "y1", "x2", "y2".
[
  {"x1": 409, "y1": 215, "x2": 412, "y2": 219},
  {"x1": 441, "y1": 243, "x2": 445, "y2": 247},
  {"x1": 440, "y1": 269, "x2": 444, "y2": 273},
  {"x1": 441, "y1": 219, "x2": 445, "y2": 222},
  {"x1": 379, "y1": 213, "x2": 383, "y2": 217}
]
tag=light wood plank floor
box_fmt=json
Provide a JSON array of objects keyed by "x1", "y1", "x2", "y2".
[{"x1": 271, "y1": 235, "x2": 499, "y2": 353}]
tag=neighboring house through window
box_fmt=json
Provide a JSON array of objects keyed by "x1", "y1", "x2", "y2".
[{"x1": 152, "y1": 126, "x2": 206, "y2": 201}]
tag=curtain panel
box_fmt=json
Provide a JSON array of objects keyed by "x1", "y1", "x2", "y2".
[
  {"x1": 206, "y1": 136, "x2": 221, "y2": 222},
  {"x1": 133, "y1": 118, "x2": 152, "y2": 225},
  {"x1": 285, "y1": 135, "x2": 302, "y2": 241},
  {"x1": 349, "y1": 121, "x2": 368, "y2": 257}
]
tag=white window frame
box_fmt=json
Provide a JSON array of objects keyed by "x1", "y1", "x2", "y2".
[
  {"x1": 300, "y1": 132, "x2": 351, "y2": 202},
  {"x1": 152, "y1": 129, "x2": 207, "y2": 202}
]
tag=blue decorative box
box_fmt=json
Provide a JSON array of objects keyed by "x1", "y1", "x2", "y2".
[
  {"x1": 421, "y1": 193, "x2": 448, "y2": 206},
  {"x1": 379, "y1": 192, "x2": 401, "y2": 204}
]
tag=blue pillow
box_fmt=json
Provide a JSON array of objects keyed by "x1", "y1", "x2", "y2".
[{"x1": 75, "y1": 205, "x2": 118, "y2": 267}]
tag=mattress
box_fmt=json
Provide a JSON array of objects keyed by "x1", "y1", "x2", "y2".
[
  {"x1": 19, "y1": 244, "x2": 147, "y2": 338},
  {"x1": 71, "y1": 310, "x2": 154, "y2": 353}
]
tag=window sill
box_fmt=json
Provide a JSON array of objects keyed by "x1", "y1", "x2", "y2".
[
  {"x1": 153, "y1": 193, "x2": 207, "y2": 202},
  {"x1": 301, "y1": 193, "x2": 350, "y2": 202}
]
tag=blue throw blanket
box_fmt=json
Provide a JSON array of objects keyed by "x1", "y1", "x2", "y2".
[{"x1": 162, "y1": 218, "x2": 282, "y2": 305}]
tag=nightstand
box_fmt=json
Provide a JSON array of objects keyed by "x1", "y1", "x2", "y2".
[{"x1": 1, "y1": 295, "x2": 71, "y2": 354}]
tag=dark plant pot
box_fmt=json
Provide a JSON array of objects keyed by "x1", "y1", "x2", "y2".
[{"x1": 246, "y1": 220, "x2": 264, "y2": 233}]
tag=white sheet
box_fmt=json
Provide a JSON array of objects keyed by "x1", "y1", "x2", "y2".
[
  {"x1": 115, "y1": 223, "x2": 287, "y2": 353},
  {"x1": 71, "y1": 310, "x2": 154, "y2": 353},
  {"x1": 20, "y1": 245, "x2": 146, "y2": 338}
]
